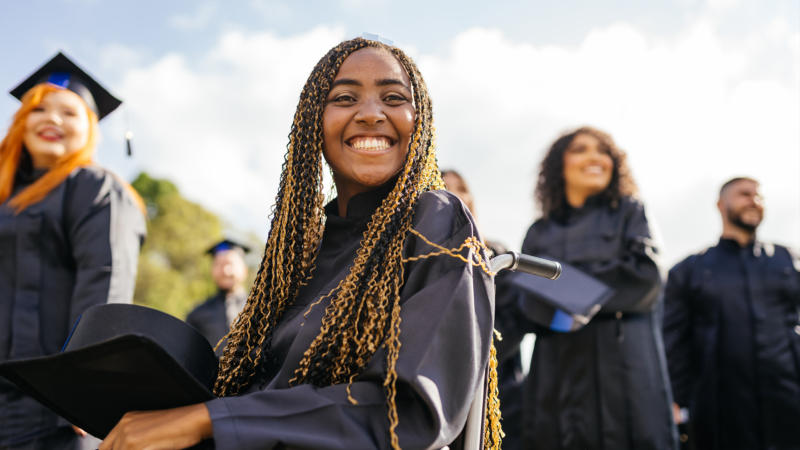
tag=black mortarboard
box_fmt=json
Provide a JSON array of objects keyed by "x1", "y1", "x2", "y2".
[
  {"x1": 9, "y1": 51, "x2": 122, "y2": 121},
  {"x1": 206, "y1": 238, "x2": 251, "y2": 256},
  {"x1": 505, "y1": 260, "x2": 614, "y2": 332},
  {"x1": 0, "y1": 304, "x2": 217, "y2": 438}
]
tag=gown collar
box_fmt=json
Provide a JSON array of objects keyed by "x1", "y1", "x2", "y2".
[
  {"x1": 718, "y1": 237, "x2": 755, "y2": 250},
  {"x1": 323, "y1": 179, "x2": 396, "y2": 223}
]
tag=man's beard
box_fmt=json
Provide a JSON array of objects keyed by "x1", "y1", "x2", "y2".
[{"x1": 726, "y1": 206, "x2": 761, "y2": 233}]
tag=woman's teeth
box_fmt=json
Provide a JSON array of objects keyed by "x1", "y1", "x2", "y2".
[
  {"x1": 583, "y1": 166, "x2": 604, "y2": 174},
  {"x1": 350, "y1": 137, "x2": 391, "y2": 151}
]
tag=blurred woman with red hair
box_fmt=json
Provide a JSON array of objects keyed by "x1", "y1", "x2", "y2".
[{"x1": 0, "y1": 52, "x2": 146, "y2": 449}]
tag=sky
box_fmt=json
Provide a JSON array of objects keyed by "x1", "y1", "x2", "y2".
[{"x1": 1, "y1": 0, "x2": 798, "y2": 267}]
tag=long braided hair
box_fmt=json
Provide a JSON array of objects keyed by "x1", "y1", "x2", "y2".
[{"x1": 214, "y1": 37, "x2": 501, "y2": 449}]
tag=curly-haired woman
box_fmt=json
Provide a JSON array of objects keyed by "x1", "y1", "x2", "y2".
[
  {"x1": 100, "y1": 38, "x2": 500, "y2": 450},
  {"x1": 520, "y1": 127, "x2": 677, "y2": 450}
]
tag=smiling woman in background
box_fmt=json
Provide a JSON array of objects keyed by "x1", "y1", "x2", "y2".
[
  {"x1": 0, "y1": 53, "x2": 146, "y2": 449},
  {"x1": 519, "y1": 126, "x2": 677, "y2": 450},
  {"x1": 100, "y1": 37, "x2": 499, "y2": 450}
]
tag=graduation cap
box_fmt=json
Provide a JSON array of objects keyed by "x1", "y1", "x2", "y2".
[
  {"x1": 10, "y1": 51, "x2": 121, "y2": 120},
  {"x1": 206, "y1": 238, "x2": 251, "y2": 256},
  {"x1": 0, "y1": 304, "x2": 218, "y2": 438},
  {"x1": 9, "y1": 51, "x2": 134, "y2": 155},
  {"x1": 505, "y1": 259, "x2": 614, "y2": 332}
]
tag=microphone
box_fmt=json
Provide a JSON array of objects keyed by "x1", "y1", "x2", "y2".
[{"x1": 489, "y1": 251, "x2": 562, "y2": 280}]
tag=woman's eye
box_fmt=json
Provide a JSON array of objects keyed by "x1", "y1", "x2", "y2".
[
  {"x1": 331, "y1": 94, "x2": 356, "y2": 103},
  {"x1": 384, "y1": 94, "x2": 408, "y2": 104},
  {"x1": 31, "y1": 106, "x2": 45, "y2": 113},
  {"x1": 63, "y1": 110, "x2": 77, "y2": 117}
]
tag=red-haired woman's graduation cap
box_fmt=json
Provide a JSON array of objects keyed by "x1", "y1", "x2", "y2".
[
  {"x1": 9, "y1": 51, "x2": 122, "y2": 121},
  {"x1": 9, "y1": 51, "x2": 136, "y2": 155},
  {"x1": 0, "y1": 304, "x2": 218, "y2": 438}
]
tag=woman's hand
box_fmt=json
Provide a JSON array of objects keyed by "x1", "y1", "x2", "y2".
[
  {"x1": 672, "y1": 402, "x2": 683, "y2": 424},
  {"x1": 99, "y1": 403, "x2": 213, "y2": 450}
]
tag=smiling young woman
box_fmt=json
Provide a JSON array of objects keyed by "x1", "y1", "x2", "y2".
[
  {"x1": 100, "y1": 37, "x2": 500, "y2": 450},
  {"x1": 514, "y1": 126, "x2": 678, "y2": 450},
  {"x1": 0, "y1": 53, "x2": 146, "y2": 449},
  {"x1": 22, "y1": 88, "x2": 92, "y2": 169},
  {"x1": 561, "y1": 132, "x2": 614, "y2": 208},
  {"x1": 322, "y1": 47, "x2": 416, "y2": 213}
]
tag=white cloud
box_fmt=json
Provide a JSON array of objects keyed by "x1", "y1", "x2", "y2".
[
  {"x1": 707, "y1": 0, "x2": 740, "y2": 12},
  {"x1": 339, "y1": 0, "x2": 389, "y2": 9},
  {"x1": 248, "y1": 0, "x2": 293, "y2": 22},
  {"x1": 419, "y1": 19, "x2": 798, "y2": 265},
  {"x1": 169, "y1": 2, "x2": 218, "y2": 31},
  {"x1": 97, "y1": 44, "x2": 147, "y2": 75},
  {"x1": 116, "y1": 26, "x2": 347, "y2": 235},
  {"x1": 111, "y1": 16, "x2": 798, "y2": 266}
]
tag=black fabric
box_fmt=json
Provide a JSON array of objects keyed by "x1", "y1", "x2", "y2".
[
  {"x1": 0, "y1": 165, "x2": 146, "y2": 445},
  {"x1": 204, "y1": 188, "x2": 495, "y2": 449},
  {"x1": 493, "y1": 268, "x2": 526, "y2": 450},
  {"x1": 0, "y1": 304, "x2": 218, "y2": 439},
  {"x1": 186, "y1": 292, "x2": 230, "y2": 356},
  {"x1": 519, "y1": 196, "x2": 677, "y2": 450},
  {"x1": 663, "y1": 239, "x2": 800, "y2": 450},
  {"x1": 0, "y1": 426, "x2": 78, "y2": 450}
]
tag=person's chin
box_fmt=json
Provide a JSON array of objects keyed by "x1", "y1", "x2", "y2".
[
  {"x1": 579, "y1": 178, "x2": 609, "y2": 189},
  {"x1": 732, "y1": 218, "x2": 760, "y2": 232},
  {"x1": 741, "y1": 213, "x2": 763, "y2": 227}
]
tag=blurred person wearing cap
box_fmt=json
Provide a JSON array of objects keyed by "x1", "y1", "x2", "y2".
[
  {"x1": 518, "y1": 127, "x2": 677, "y2": 450},
  {"x1": 441, "y1": 169, "x2": 526, "y2": 450},
  {"x1": 186, "y1": 240, "x2": 250, "y2": 355},
  {"x1": 0, "y1": 52, "x2": 146, "y2": 449},
  {"x1": 663, "y1": 177, "x2": 800, "y2": 450}
]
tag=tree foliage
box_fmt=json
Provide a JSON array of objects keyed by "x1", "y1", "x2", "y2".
[{"x1": 131, "y1": 172, "x2": 223, "y2": 318}]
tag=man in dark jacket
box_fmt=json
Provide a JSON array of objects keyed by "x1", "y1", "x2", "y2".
[
  {"x1": 186, "y1": 239, "x2": 249, "y2": 355},
  {"x1": 663, "y1": 177, "x2": 800, "y2": 450}
]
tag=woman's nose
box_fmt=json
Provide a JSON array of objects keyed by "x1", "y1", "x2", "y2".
[
  {"x1": 44, "y1": 110, "x2": 63, "y2": 125},
  {"x1": 587, "y1": 147, "x2": 607, "y2": 163},
  {"x1": 354, "y1": 99, "x2": 386, "y2": 125}
]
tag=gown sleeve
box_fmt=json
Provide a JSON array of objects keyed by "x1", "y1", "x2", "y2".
[
  {"x1": 661, "y1": 256, "x2": 696, "y2": 408},
  {"x1": 64, "y1": 168, "x2": 146, "y2": 329},
  {"x1": 204, "y1": 191, "x2": 495, "y2": 450},
  {"x1": 589, "y1": 198, "x2": 662, "y2": 313}
]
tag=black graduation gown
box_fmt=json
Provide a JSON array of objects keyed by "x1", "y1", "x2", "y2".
[
  {"x1": 0, "y1": 164, "x2": 146, "y2": 446},
  {"x1": 663, "y1": 239, "x2": 800, "y2": 450},
  {"x1": 203, "y1": 188, "x2": 495, "y2": 449},
  {"x1": 186, "y1": 291, "x2": 243, "y2": 356},
  {"x1": 519, "y1": 196, "x2": 676, "y2": 450},
  {"x1": 492, "y1": 260, "x2": 526, "y2": 450}
]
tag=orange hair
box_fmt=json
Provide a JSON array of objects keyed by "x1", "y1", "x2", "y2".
[{"x1": 0, "y1": 83, "x2": 143, "y2": 213}]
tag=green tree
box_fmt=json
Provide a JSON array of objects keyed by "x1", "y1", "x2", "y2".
[{"x1": 131, "y1": 172, "x2": 223, "y2": 318}]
